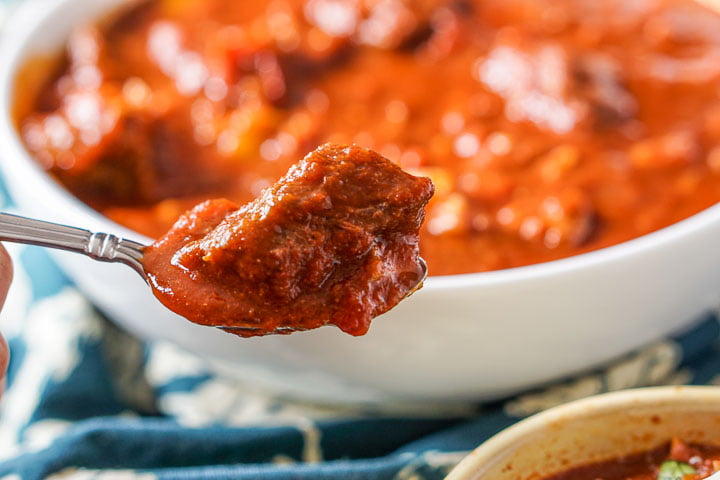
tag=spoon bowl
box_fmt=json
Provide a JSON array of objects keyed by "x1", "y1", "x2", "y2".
[{"x1": 0, "y1": 211, "x2": 428, "y2": 335}]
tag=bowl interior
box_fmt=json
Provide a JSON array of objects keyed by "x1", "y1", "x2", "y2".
[{"x1": 6, "y1": 0, "x2": 720, "y2": 292}]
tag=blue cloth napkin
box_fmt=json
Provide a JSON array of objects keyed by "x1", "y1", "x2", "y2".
[{"x1": 0, "y1": 179, "x2": 719, "y2": 480}]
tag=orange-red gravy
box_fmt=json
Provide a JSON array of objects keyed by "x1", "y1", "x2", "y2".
[{"x1": 17, "y1": 0, "x2": 720, "y2": 275}]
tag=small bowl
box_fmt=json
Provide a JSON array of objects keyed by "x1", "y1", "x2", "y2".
[
  {"x1": 447, "y1": 386, "x2": 720, "y2": 480},
  {"x1": 2, "y1": 0, "x2": 720, "y2": 405}
]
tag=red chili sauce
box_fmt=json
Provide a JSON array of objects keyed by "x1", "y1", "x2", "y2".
[
  {"x1": 545, "y1": 439, "x2": 720, "y2": 480},
  {"x1": 141, "y1": 144, "x2": 433, "y2": 336},
  {"x1": 16, "y1": 0, "x2": 720, "y2": 275}
]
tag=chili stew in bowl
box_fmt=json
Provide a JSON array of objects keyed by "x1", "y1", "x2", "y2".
[{"x1": 16, "y1": 0, "x2": 720, "y2": 275}]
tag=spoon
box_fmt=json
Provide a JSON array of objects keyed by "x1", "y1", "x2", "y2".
[
  {"x1": 0, "y1": 211, "x2": 428, "y2": 334},
  {"x1": 0, "y1": 212, "x2": 145, "y2": 274}
]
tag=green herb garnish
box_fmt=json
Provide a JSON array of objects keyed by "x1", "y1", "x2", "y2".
[{"x1": 658, "y1": 460, "x2": 697, "y2": 480}]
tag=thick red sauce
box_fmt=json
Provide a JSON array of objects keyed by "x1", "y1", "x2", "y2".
[
  {"x1": 141, "y1": 144, "x2": 433, "y2": 336},
  {"x1": 546, "y1": 439, "x2": 720, "y2": 480},
  {"x1": 16, "y1": 0, "x2": 720, "y2": 274}
]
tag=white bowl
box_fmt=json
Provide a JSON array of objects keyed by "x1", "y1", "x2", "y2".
[
  {"x1": 1, "y1": 0, "x2": 720, "y2": 406},
  {"x1": 447, "y1": 386, "x2": 720, "y2": 480}
]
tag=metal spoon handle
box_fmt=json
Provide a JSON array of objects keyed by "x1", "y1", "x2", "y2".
[{"x1": 0, "y1": 212, "x2": 145, "y2": 275}]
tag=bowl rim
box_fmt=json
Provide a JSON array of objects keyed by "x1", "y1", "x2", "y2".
[
  {"x1": 445, "y1": 385, "x2": 720, "y2": 480},
  {"x1": 2, "y1": 0, "x2": 720, "y2": 292}
]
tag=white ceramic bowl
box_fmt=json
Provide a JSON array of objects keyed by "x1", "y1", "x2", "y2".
[
  {"x1": 446, "y1": 386, "x2": 720, "y2": 480},
  {"x1": 1, "y1": 0, "x2": 720, "y2": 406}
]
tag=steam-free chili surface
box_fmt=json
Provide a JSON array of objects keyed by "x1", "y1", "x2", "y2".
[
  {"x1": 17, "y1": 0, "x2": 720, "y2": 275},
  {"x1": 141, "y1": 144, "x2": 433, "y2": 336},
  {"x1": 545, "y1": 438, "x2": 720, "y2": 480}
]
